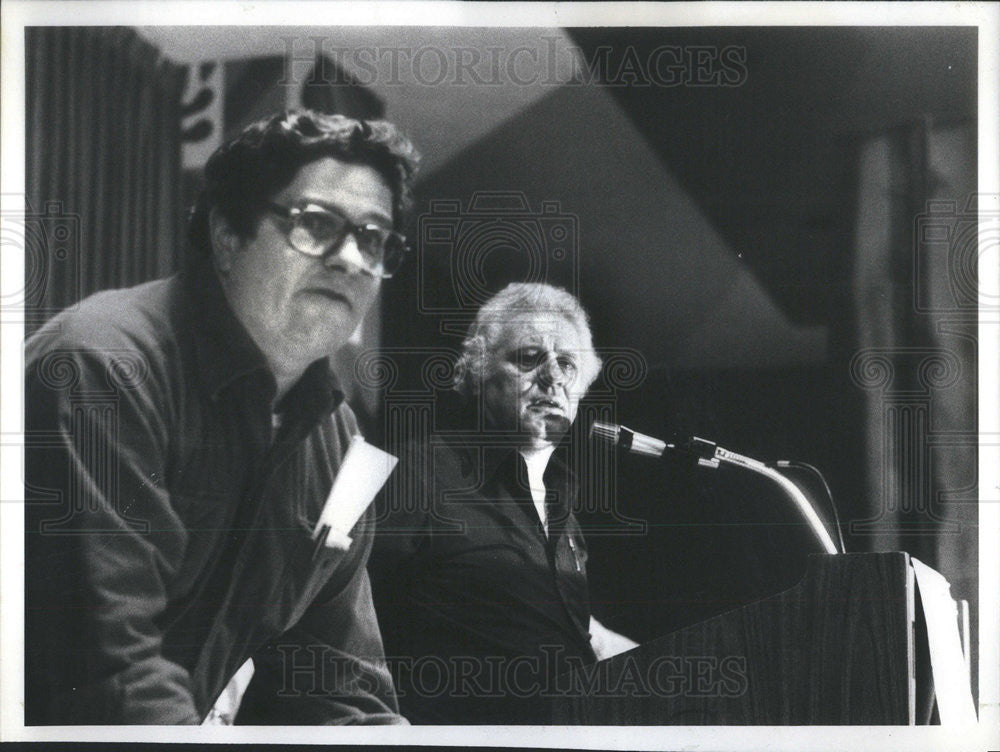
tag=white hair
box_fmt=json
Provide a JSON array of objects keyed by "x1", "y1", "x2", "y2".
[{"x1": 453, "y1": 282, "x2": 603, "y2": 397}]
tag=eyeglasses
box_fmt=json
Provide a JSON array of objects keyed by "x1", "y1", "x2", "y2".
[
  {"x1": 511, "y1": 348, "x2": 579, "y2": 382},
  {"x1": 267, "y1": 202, "x2": 407, "y2": 278}
]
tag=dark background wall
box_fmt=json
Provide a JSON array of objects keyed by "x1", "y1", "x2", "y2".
[{"x1": 378, "y1": 26, "x2": 978, "y2": 640}]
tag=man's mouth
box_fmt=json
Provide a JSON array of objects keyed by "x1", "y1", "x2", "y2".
[
  {"x1": 528, "y1": 398, "x2": 562, "y2": 411},
  {"x1": 305, "y1": 288, "x2": 353, "y2": 309}
]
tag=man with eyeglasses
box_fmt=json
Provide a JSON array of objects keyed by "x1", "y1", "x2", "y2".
[
  {"x1": 24, "y1": 110, "x2": 418, "y2": 724},
  {"x1": 370, "y1": 283, "x2": 638, "y2": 724}
]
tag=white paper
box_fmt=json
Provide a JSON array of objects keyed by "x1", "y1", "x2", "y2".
[
  {"x1": 202, "y1": 658, "x2": 255, "y2": 726},
  {"x1": 313, "y1": 434, "x2": 398, "y2": 547},
  {"x1": 911, "y1": 557, "x2": 979, "y2": 727}
]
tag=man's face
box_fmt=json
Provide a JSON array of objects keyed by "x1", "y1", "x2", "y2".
[
  {"x1": 480, "y1": 312, "x2": 591, "y2": 449},
  {"x1": 218, "y1": 157, "x2": 392, "y2": 373}
]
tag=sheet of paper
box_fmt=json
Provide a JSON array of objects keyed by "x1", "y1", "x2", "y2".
[
  {"x1": 202, "y1": 658, "x2": 255, "y2": 726},
  {"x1": 911, "y1": 557, "x2": 978, "y2": 727},
  {"x1": 313, "y1": 434, "x2": 398, "y2": 546}
]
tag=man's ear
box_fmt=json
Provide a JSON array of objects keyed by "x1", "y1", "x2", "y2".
[
  {"x1": 459, "y1": 335, "x2": 487, "y2": 396},
  {"x1": 208, "y1": 207, "x2": 240, "y2": 274},
  {"x1": 467, "y1": 366, "x2": 482, "y2": 396},
  {"x1": 454, "y1": 360, "x2": 477, "y2": 398}
]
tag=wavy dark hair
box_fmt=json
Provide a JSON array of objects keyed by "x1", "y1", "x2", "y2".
[{"x1": 188, "y1": 109, "x2": 420, "y2": 257}]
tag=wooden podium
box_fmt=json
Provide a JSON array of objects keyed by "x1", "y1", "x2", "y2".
[{"x1": 547, "y1": 552, "x2": 931, "y2": 725}]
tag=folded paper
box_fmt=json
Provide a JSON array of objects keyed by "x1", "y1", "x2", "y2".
[{"x1": 312, "y1": 434, "x2": 398, "y2": 550}]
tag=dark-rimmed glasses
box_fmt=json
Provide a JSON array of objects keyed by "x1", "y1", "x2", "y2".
[{"x1": 267, "y1": 202, "x2": 407, "y2": 278}]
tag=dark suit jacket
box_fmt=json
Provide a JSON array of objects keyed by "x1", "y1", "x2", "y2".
[{"x1": 370, "y1": 427, "x2": 597, "y2": 724}]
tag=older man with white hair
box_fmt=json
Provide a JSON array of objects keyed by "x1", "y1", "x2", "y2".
[{"x1": 371, "y1": 282, "x2": 637, "y2": 724}]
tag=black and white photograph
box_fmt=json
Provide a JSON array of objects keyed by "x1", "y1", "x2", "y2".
[{"x1": 1, "y1": 2, "x2": 997, "y2": 750}]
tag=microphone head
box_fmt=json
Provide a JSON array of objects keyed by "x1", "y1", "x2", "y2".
[
  {"x1": 589, "y1": 421, "x2": 622, "y2": 447},
  {"x1": 590, "y1": 421, "x2": 666, "y2": 458}
]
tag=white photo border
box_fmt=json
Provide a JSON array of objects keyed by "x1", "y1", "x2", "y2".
[{"x1": 1, "y1": 2, "x2": 997, "y2": 750}]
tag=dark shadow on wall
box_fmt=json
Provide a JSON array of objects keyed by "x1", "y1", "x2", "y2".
[{"x1": 383, "y1": 28, "x2": 978, "y2": 681}]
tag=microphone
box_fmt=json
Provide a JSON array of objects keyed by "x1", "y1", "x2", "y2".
[
  {"x1": 589, "y1": 420, "x2": 841, "y2": 554},
  {"x1": 590, "y1": 421, "x2": 718, "y2": 464},
  {"x1": 589, "y1": 421, "x2": 669, "y2": 458}
]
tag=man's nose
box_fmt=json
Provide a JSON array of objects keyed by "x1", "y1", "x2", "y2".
[
  {"x1": 325, "y1": 233, "x2": 369, "y2": 274},
  {"x1": 535, "y1": 354, "x2": 567, "y2": 388}
]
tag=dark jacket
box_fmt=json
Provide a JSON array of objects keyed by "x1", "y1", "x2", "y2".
[
  {"x1": 24, "y1": 259, "x2": 400, "y2": 724},
  {"x1": 370, "y1": 427, "x2": 596, "y2": 724}
]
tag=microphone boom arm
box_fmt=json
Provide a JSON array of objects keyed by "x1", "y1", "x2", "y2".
[
  {"x1": 673, "y1": 436, "x2": 840, "y2": 555},
  {"x1": 591, "y1": 422, "x2": 840, "y2": 555}
]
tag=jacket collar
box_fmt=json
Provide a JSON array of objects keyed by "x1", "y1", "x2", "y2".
[
  {"x1": 445, "y1": 433, "x2": 578, "y2": 501},
  {"x1": 482, "y1": 442, "x2": 578, "y2": 539}
]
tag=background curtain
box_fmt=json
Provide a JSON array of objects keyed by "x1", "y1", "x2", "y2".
[
  {"x1": 852, "y1": 118, "x2": 978, "y2": 693},
  {"x1": 25, "y1": 27, "x2": 186, "y2": 334}
]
